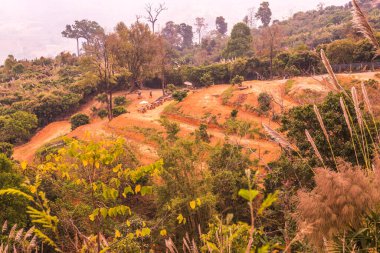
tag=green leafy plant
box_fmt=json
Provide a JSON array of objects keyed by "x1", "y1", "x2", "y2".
[
  {"x1": 172, "y1": 90, "x2": 188, "y2": 102},
  {"x1": 97, "y1": 109, "x2": 108, "y2": 119},
  {"x1": 70, "y1": 113, "x2": 90, "y2": 130},
  {"x1": 114, "y1": 96, "x2": 128, "y2": 106},
  {"x1": 112, "y1": 106, "x2": 127, "y2": 117},
  {"x1": 231, "y1": 75, "x2": 244, "y2": 86}
]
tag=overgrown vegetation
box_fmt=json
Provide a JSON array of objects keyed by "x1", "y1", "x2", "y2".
[{"x1": 2, "y1": 0, "x2": 380, "y2": 252}]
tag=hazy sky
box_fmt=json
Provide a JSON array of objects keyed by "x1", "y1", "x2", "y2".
[{"x1": 0, "y1": 0, "x2": 349, "y2": 63}]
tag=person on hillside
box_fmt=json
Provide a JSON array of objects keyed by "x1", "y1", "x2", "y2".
[{"x1": 149, "y1": 91, "x2": 153, "y2": 98}]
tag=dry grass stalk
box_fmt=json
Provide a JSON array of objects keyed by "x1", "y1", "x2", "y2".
[
  {"x1": 305, "y1": 130, "x2": 324, "y2": 166},
  {"x1": 340, "y1": 97, "x2": 353, "y2": 137},
  {"x1": 8, "y1": 224, "x2": 17, "y2": 240},
  {"x1": 23, "y1": 226, "x2": 34, "y2": 241},
  {"x1": 295, "y1": 160, "x2": 380, "y2": 250},
  {"x1": 28, "y1": 235, "x2": 37, "y2": 249},
  {"x1": 165, "y1": 238, "x2": 179, "y2": 253},
  {"x1": 14, "y1": 228, "x2": 23, "y2": 242},
  {"x1": 351, "y1": 0, "x2": 380, "y2": 54},
  {"x1": 262, "y1": 123, "x2": 296, "y2": 151},
  {"x1": 360, "y1": 82, "x2": 374, "y2": 117},
  {"x1": 313, "y1": 105, "x2": 329, "y2": 141},
  {"x1": 1, "y1": 221, "x2": 7, "y2": 234},
  {"x1": 320, "y1": 49, "x2": 349, "y2": 97},
  {"x1": 351, "y1": 87, "x2": 364, "y2": 132}
]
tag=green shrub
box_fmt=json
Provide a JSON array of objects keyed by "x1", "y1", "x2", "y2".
[
  {"x1": 200, "y1": 72, "x2": 214, "y2": 86},
  {"x1": 284, "y1": 65, "x2": 301, "y2": 76},
  {"x1": 112, "y1": 106, "x2": 127, "y2": 117},
  {"x1": 0, "y1": 154, "x2": 28, "y2": 225},
  {"x1": 70, "y1": 113, "x2": 90, "y2": 130},
  {"x1": 172, "y1": 90, "x2": 188, "y2": 102},
  {"x1": 231, "y1": 75, "x2": 244, "y2": 86},
  {"x1": 97, "y1": 109, "x2": 108, "y2": 119},
  {"x1": 284, "y1": 79, "x2": 295, "y2": 94},
  {"x1": 12, "y1": 63, "x2": 25, "y2": 76},
  {"x1": 114, "y1": 96, "x2": 127, "y2": 106},
  {"x1": 167, "y1": 84, "x2": 177, "y2": 93},
  {"x1": 195, "y1": 123, "x2": 210, "y2": 143},
  {"x1": 231, "y1": 109, "x2": 239, "y2": 118},
  {"x1": 364, "y1": 79, "x2": 379, "y2": 89},
  {"x1": 0, "y1": 111, "x2": 38, "y2": 144},
  {"x1": 258, "y1": 92, "x2": 272, "y2": 112},
  {"x1": 221, "y1": 87, "x2": 234, "y2": 105},
  {"x1": 95, "y1": 93, "x2": 108, "y2": 103},
  {"x1": 32, "y1": 92, "x2": 82, "y2": 126},
  {"x1": 0, "y1": 142, "x2": 13, "y2": 158}
]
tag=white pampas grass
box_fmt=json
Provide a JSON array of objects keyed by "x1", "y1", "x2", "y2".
[
  {"x1": 305, "y1": 129, "x2": 324, "y2": 166},
  {"x1": 360, "y1": 82, "x2": 374, "y2": 117},
  {"x1": 262, "y1": 123, "x2": 296, "y2": 151},
  {"x1": 351, "y1": 87, "x2": 364, "y2": 132},
  {"x1": 313, "y1": 105, "x2": 329, "y2": 141},
  {"x1": 352, "y1": 0, "x2": 380, "y2": 54},
  {"x1": 340, "y1": 97, "x2": 353, "y2": 137}
]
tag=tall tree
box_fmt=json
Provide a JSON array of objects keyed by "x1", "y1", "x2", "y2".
[
  {"x1": 114, "y1": 22, "x2": 158, "y2": 89},
  {"x1": 255, "y1": 2, "x2": 276, "y2": 78},
  {"x1": 161, "y1": 21, "x2": 181, "y2": 48},
  {"x1": 215, "y1": 16, "x2": 228, "y2": 35},
  {"x1": 243, "y1": 7, "x2": 257, "y2": 28},
  {"x1": 145, "y1": 3, "x2": 167, "y2": 33},
  {"x1": 194, "y1": 17, "x2": 207, "y2": 44},
  {"x1": 4, "y1": 55, "x2": 17, "y2": 72},
  {"x1": 83, "y1": 32, "x2": 118, "y2": 120},
  {"x1": 266, "y1": 23, "x2": 281, "y2": 79},
  {"x1": 62, "y1": 20, "x2": 104, "y2": 56},
  {"x1": 223, "y1": 22, "x2": 253, "y2": 59},
  {"x1": 255, "y1": 2, "x2": 272, "y2": 27},
  {"x1": 178, "y1": 23, "x2": 193, "y2": 49}
]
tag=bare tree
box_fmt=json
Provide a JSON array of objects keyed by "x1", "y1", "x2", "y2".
[
  {"x1": 194, "y1": 17, "x2": 208, "y2": 44},
  {"x1": 136, "y1": 15, "x2": 143, "y2": 23},
  {"x1": 145, "y1": 3, "x2": 167, "y2": 33},
  {"x1": 243, "y1": 7, "x2": 257, "y2": 29}
]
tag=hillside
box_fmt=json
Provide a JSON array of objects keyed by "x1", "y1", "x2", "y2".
[
  {"x1": 3, "y1": 0, "x2": 380, "y2": 252},
  {"x1": 253, "y1": 0, "x2": 380, "y2": 49},
  {"x1": 13, "y1": 71, "x2": 380, "y2": 165}
]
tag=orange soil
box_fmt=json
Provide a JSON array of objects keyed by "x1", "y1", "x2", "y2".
[
  {"x1": 13, "y1": 71, "x2": 380, "y2": 165},
  {"x1": 13, "y1": 121, "x2": 71, "y2": 162}
]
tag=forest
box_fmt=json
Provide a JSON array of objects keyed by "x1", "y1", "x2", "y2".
[{"x1": 1, "y1": 0, "x2": 380, "y2": 252}]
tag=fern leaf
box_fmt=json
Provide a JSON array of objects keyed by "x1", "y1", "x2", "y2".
[
  {"x1": 23, "y1": 226, "x2": 35, "y2": 241},
  {"x1": 0, "y1": 189, "x2": 33, "y2": 201},
  {"x1": 8, "y1": 224, "x2": 17, "y2": 240},
  {"x1": 15, "y1": 228, "x2": 24, "y2": 242},
  {"x1": 1, "y1": 220, "x2": 7, "y2": 234},
  {"x1": 33, "y1": 228, "x2": 60, "y2": 252}
]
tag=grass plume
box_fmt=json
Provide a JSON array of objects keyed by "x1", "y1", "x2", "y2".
[
  {"x1": 320, "y1": 49, "x2": 349, "y2": 97},
  {"x1": 262, "y1": 123, "x2": 296, "y2": 152},
  {"x1": 313, "y1": 105, "x2": 337, "y2": 167},
  {"x1": 351, "y1": 0, "x2": 380, "y2": 55},
  {"x1": 305, "y1": 129, "x2": 325, "y2": 168}
]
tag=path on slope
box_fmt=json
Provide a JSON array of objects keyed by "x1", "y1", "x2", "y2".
[{"x1": 17, "y1": 71, "x2": 370, "y2": 164}]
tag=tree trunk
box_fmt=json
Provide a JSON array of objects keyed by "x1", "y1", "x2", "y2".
[
  {"x1": 76, "y1": 38, "x2": 80, "y2": 57},
  {"x1": 152, "y1": 22, "x2": 155, "y2": 34},
  {"x1": 108, "y1": 90, "x2": 113, "y2": 121},
  {"x1": 97, "y1": 231, "x2": 101, "y2": 253},
  {"x1": 162, "y1": 74, "x2": 166, "y2": 96},
  {"x1": 270, "y1": 43, "x2": 273, "y2": 80}
]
